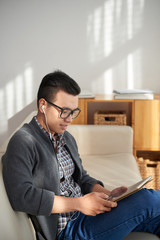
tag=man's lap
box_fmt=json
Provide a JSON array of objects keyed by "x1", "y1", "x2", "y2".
[{"x1": 58, "y1": 189, "x2": 160, "y2": 240}]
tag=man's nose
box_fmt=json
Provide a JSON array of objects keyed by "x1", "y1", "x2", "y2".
[{"x1": 64, "y1": 114, "x2": 73, "y2": 122}]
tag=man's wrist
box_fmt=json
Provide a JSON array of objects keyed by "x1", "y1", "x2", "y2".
[{"x1": 51, "y1": 195, "x2": 83, "y2": 214}]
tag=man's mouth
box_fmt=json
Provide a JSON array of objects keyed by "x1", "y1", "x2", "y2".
[{"x1": 60, "y1": 124, "x2": 68, "y2": 130}]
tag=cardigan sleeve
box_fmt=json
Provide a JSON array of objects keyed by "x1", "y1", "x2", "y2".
[{"x1": 2, "y1": 128, "x2": 55, "y2": 216}]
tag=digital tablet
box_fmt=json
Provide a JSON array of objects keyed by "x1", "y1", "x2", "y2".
[{"x1": 109, "y1": 176, "x2": 153, "y2": 202}]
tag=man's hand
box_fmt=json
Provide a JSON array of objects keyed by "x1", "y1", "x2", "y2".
[
  {"x1": 78, "y1": 192, "x2": 117, "y2": 216},
  {"x1": 52, "y1": 192, "x2": 117, "y2": 216},
  {"x1": 91, "y1": 184, "x2": 128, "y2": 201}
]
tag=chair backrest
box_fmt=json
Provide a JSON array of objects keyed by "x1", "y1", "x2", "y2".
[
  {"x1": 67, "y1": 125, "x2": 133, "y2": 155},
  {"x1": 0, "y1": 111, "x2": 37, "y2": 153},
  {"x1": 0, "y1": 153, "x2": 36, "y2": 240}
]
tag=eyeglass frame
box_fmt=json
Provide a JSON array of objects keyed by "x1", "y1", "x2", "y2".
[{"x1": 45, "y1": 99, "x2": 81, "y2": 119}]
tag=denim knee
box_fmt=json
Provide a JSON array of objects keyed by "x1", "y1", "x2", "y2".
[{"x1": 136, "y1": 188, "x2": 160, "y2": 214}]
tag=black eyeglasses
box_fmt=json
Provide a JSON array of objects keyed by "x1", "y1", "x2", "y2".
[{"x1": 45, "y1": 99, "x2": 81, "y2": 119}]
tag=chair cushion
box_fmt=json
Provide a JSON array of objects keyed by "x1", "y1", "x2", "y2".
[
  {"x1": 68, "y1": 125, "x2": 133, "y2": 155},
  {"x1": 123, "y1": 232, "x2": 159, "y2": 239},
  {"x1": 81, "y1": 153, "x2": 142, "y2": 190}
]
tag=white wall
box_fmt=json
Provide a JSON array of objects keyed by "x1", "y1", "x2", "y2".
[{"x1": 0, "y1": 0, "x2": 160, "y2": 146}]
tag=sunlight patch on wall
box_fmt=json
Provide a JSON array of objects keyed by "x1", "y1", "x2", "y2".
[
  {"x1": 5, "y1": 81, "x2": 14, "y2": 119},
  {"x1": 87, "y1": 6, "x2": 103, "y2": 63},
  {"x1": 0, "y1": 64, "x2": 33, "y2": 138},
  {"x1": 0, "y1": 89, "x2": 7, "y2": 133},
  {"x1": 93, "y1": 7, "x2": 102, "y2": 46},
  {"x1": 127, "y1": 54, "x2": 134, "y2": 89},
  {"x1": 87, "y1": 0, "x2": 145, "y2": 93},
  {"x1": 113, "y1": 48, "x2": 142, "y2": 89},
  {"x1": 104, "y1": 69, "x2": 113, "y2": 94},
  {"x1": 127, "y1": 0, "x2": 133, "y2": 40},
  {"x1": 140, "y1": 0, "x2": 145, "y2": 9},
  {"x1": 15, "y1": 74, "x2": 24, "y2": 113},
  {"x1": 115, "y1": 0, "x2": 122, "y2": 22},
  {"x1": 104, "y1": 0, "x2": 114, "y2": 57},
  {"x1": 127, "y1": 0, "x2": 145, "y2": 40},
  {"x1": 5, "y1": 64, "x2": 33, "y2": 118},
  {"x1": 24, "y1": 65, "x2": 33, "y2": 105},
  {"x1": 127, "y1": 48, "x2": 142, "y2": 89},
  {"x1": 91, "y1": 69, "x2": 113, "y2": 94}
]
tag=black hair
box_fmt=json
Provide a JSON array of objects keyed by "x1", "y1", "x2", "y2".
[{"x1": 37, "y1": 70, "x2": 81, "y2": 106}]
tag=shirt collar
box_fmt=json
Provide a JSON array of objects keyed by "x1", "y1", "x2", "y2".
[{"x1": 34, "y1": 116, "x2": 65, "y2": 145}]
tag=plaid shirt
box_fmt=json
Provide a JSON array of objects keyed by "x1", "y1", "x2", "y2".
[{"x1": 35, "y1": 118, "x2": 82, "y2": 234}]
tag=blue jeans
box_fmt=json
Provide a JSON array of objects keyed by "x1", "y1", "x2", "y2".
[{"x1": 57, "y1": 189, "x2": 160, "y2": 240}]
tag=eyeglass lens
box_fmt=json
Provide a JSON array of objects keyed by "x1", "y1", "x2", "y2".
[{"x1": 61, "y1": 109, "x2": 80, "y2": 119}]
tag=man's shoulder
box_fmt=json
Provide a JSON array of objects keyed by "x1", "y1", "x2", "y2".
[
  {"x1": 10, "y1": 125, "x2": 31, "y2": 145},
  {"x1": 9, "y1": 118, "x2": 38, "y2": 146},
  {"x1": 64, "y1": 130, "x2": 74, "y2": 140}
]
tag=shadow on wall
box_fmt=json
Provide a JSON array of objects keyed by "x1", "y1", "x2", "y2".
[
  {"x1": 0, "y1": 99, "x2": 36, "y2": 147},
  {"x1": 0, "y1": 63, "x2": 36, "y2": 147},
  {"x1": 8, "y1": 99, "x2": 37, "y2": 140}
]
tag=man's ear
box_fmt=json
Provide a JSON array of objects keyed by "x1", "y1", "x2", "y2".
[{"x1": 38, "y1": 99, "x2": 46, "y2": 113}]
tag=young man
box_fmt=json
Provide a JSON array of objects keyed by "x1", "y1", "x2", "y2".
[{"x1": 2, "y1": 71, "x2": 160, "y2": 240}]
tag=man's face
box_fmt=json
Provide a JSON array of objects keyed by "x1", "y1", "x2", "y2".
[{"x1": 44, "y1": 90, "x2": 79, "y2": 135}]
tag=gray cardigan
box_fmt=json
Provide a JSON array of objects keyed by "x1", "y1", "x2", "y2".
[{"x1": 2, "y1": 117, "x2": 102, "y2": 240}]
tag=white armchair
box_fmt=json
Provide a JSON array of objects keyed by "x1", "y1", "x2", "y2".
[
  {"x1": 68, "y1": 124, "x2": 159, "y2": 240},
  {"x1": 0, "y1": 112, "x2": 159, "y2": 239}
]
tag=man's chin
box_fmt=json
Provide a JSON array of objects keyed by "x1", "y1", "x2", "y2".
[{"x1": 60, "y1": 124, "x2": 68, "y2": 131}]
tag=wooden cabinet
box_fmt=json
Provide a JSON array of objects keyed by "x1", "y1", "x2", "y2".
[
  {"x1": 72, "y1": 94, "x2": 160, "y2": 158},
  {"x1": 134, "y1": 100, "x2": 160, "y2": 151}
]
